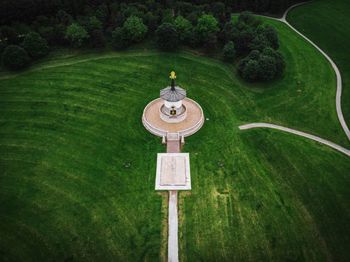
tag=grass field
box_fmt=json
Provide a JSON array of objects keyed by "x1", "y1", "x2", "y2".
[
  {"x1": 287, "y1": 0, "x2": 350, "y2": 131},
  {"x1": 1, "y1": 17, "x2": 350, "y2": 261}
]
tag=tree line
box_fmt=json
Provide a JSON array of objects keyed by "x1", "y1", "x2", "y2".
[{"x1": 0, "y1": 1, "x2": 289, "y2": 82}]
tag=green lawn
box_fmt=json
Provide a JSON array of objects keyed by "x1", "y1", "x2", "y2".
[
  {"x1": 1, "y1": 17, "x2": 350, "y2": 261},
  {"x1": 287, "y1": 0, "x2": 350, "y2": 132}
]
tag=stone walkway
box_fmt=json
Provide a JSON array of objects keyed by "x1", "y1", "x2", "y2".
[
  {"x1": 239, "y1": 123, "x2": 350, "y2": 157},
  {"x1": 166, "y1": 136, "x2": 181, "y2": 262},
  {"x1": 168, "y1": 190, "x2": 179, "y2": 262}
]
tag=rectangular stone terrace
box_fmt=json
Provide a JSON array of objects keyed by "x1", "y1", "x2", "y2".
[{"x1": 155, "y1": 153, "x2": 191, "y2": 190}]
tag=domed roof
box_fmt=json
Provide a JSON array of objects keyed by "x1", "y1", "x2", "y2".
[
  {"x1": 160, "y1": 71, "x2": 187, "y2": 102},
  {"x1": 160, "y1": 85, "x2": 186, "y2": 102}
]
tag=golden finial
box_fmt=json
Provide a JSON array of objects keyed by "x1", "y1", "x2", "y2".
[{"x1": 170, "y1": 71, "x2": 176, "y2": 80}]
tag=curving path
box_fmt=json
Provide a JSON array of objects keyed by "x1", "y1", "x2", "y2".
[
  {"x1": 239, "y1": 123, "x2": 350, "y2": 157},
  {"x1": 256, "y1": 2, "x2": 350, "y2": 142},
  {"x1": 282, "y1": 3, "x2": 350, "y2": 141}
]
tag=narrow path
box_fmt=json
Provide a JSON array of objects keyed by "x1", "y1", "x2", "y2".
[
  {"x1": 166, "y1": 134, "x2": 181, "y2": 262},
  {"x1": 257, "y1": 2, "x2": 350, "y2": 141},
  {"x1": 281, "y1": 3, "x2": 350, "y2": 141},
  {"x1": 168, "y1": 190, "x2": 179, "y2": 262},
  {"x1": 239, "y1": 123, "x2": 350, "y2": 157}
]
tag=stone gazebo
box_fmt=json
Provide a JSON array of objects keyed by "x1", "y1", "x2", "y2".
[
  {"x1": 142, "y1": 71, "x2": 204, "y2": 138},
  {"x1": 160, "y1": 71, "x2": 187, "y2": 123}
]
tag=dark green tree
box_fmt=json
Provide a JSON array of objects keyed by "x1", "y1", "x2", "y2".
[
  {"x1": 223, "y1": 41, "x2": 236, "y2": 62},
  {"x1": 22, "y1": 32, "x2": 49, "y2": 59},
  {"x1": 65, "y1": 23, "x2": 89, "y2": 47},
  {"x1": 123, "y1": 16, "x2": 148, "y2": 43},
  {"x1": 174, "y1": 16, "x2": 193, "y2": 43},
  {"x1": 195, "y1": 14, "x2": 219, "y2": 43},
  {"x1": 112, "y1": 27, "x2": 128, "y2": 49},
  {"x1": 2, "y1": 45, "x2": 30, "y2": 70},
  {"x1": 156, "y1": 22, "x2": 179, "y2": 50},
  {"x1": 90, "y1": 29, "x2": 106, "y2": 48}
]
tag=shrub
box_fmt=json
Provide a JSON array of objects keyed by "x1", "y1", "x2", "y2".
[
  {"x1": 2, "y1": 45, "x2": 30, "y2": 70},
  {"x1": 223, "y1": 41, "x2": 236, "y2": 62},
  {"x1": 22, "y1": 32, "x2": 49, "y2": 59},
  {"x1": 123, "y1": 16, "x2": 148, "y2": 43},
  {"x1": 65, "y1": 23, "x2": 89, "y2": 47},
  {"x1": 156, "y1": 22, "x2": 179, "y2": 50}
]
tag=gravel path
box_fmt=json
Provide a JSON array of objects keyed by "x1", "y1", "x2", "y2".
[{"x1": 239, "y1": 123, "x2": 350, "y2": 157}]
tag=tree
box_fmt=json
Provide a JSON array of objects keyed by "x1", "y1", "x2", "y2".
[
  {"x1": 174, "y1": 16, "x2": 192, "y2": 43},
  {"x1": 257, "y1": 55, "x2": 277, "y2": 80},
  {"x1": 240, "y1": 59, "x2": 259, "y2": 82},
  {"x1": 112, "y1": 27, "x2": 128, "y2": 49},
  {"x1": 195, "y1": 14, "x2": 219, "y2": 43},
  {"x1": 0, "y1": 26, "x2": 19, "y2": 45},
  {"x1": 95, "y1": 4, "x2": 109, "y2": 25},
  {"x1": 261, "y1": 25, "x2": 279, "y2": 49},
  {"x1": 237, "y1": 48, "x2": 285, "y2": 82},
  {"x1": 2, "y1": 45, "x2": 30, "y2": 70},
  {"x1": 221, "y1": 20, "x2": 235, "y2": 43},
  {"x1": 249, "y1": 33, "x2": 270, "y2": 51},
  {"x1": 90, "y1": 29, "x2": 106, "y2": 48},
  {"x1": 223, "y1": 41, "x2": 236, "y2": 62},
  {"x1": 234, "y1": 27, "x2": 257, "y2": 56},
  {"x1": 123, "y1": 16, "x2": 148, "y2": 43},
  {"x1": 65, "y1": 23, "x2": 89, "y2": 47},
  {"x1": 85, "y1": 16, "x2": 103, "y2": 33},
  {"x1": 156, "y1": 22, "x2": 179, "y2": 50},
  {"x1": 22, "y1": 32, "x2": 49, "y2": 59},
  {"x1": 262, "y1": 47, "x2": 285, "y2": 76}
]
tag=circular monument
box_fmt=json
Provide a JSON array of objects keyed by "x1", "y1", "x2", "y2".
[{"x1": 142, "y1": 71, "x2": 204, "y2": 137}]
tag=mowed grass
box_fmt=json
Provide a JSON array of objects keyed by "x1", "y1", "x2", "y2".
[
  {"x1": 0, "y1": 17, "x2": 350, "y2": 261},
  {"x1": 287, "y1": 0, "x2": 350, "y2": 130}
]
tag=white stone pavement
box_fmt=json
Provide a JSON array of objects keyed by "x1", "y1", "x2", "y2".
[
  {"x1": 239, "y1": 123, "x2": 350, "y2": 157},
  {"x1": 168, "y1": 190, "x2": 179, "y2": 262}
]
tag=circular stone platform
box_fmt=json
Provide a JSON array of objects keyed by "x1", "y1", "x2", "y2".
[{"x1": 142, "y1": 98, "x2": 204, "y2": 137}]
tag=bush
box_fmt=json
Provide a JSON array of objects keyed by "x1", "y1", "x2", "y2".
[
  {"x1": 123, "y1": 16, "x2": 148, "y2": 43},
  {"x1": 22, "y1": 32, "x2": 49, "y2": 59},
  {"x1": 223, "y1": 41, "x2": 236, "y2": 62},
  {"x1": 2, "y1": 45, "x2": 30, "y2": 70},
  {"x1": 156, "y1": 23, "x2": 179, "y2": 50},
  {"x1": 65, "y1": 23, "x2": 89, "y2": 47}
]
